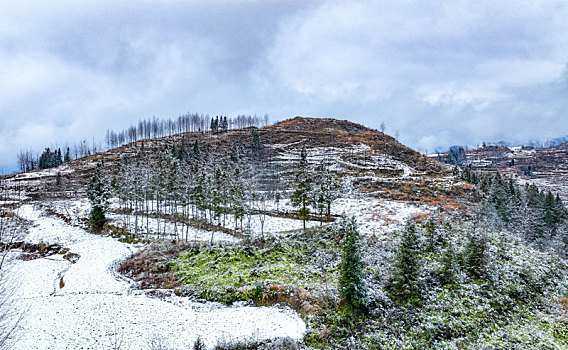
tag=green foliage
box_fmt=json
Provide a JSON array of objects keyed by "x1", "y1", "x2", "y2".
[
  {"x1": 338, "y1": 217, "x2": 368, "y2": 316},
  {"x1": 193, "y1": 337, "x2": 206, "y2": 350},
  {"x1": 192, "y1": 140, "x2": 200, "y2": 158},
  {"x1": 251, "y1": 129, "x2": 261, "y2": 148},
  {"x1": 171, "y1": 238, "x2": 337, "y2": 304},
  {"x1": 439, "y1": 241, "x2": 457, "y2": 285},
  {"x1": 387, "y1": 220, "x2": 423, "y2": 305},
  {"x1": 38, "y1": 147, "x2": 63, "y2": 169},
  {"x1": 470, "y1": 171, "x2": 568, "y2": 248},
  {"x1": 359, "y1": 225, "x2": 568, "y2": 350},
  {"x1": 86, "y1": 161, "x2": 110, "y2": 231},
  {"x1": 313, "y1": 168, "x2": 340, "y2": 220},
  {"x1": 423, "y1": 215, "x2": 439, "y2": 252},
  {"x1": 463, "y1": 231, "x2": 488, "y2": 279},
  {"x1": 291, "y1": 147, "x2": 312, "y2": 230},
  {"x1": 89, "y1": 205, "x2": 106, "y2": 230},
  {"x1": 64, "y1": 147, "x2": 71, "y2": 163}
]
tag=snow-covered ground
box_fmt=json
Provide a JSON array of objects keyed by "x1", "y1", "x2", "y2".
[
  {"x1": 270, "y1": 142, "x2": 414, "y2": 178},
  {"x1": 106, "y1": 212, "x2": 241, "y2": 244},
  {"x1": 6, "y1": 205, "x2": 306, "y2": 349},
  {"x1": 102, "y1": 195, "x2": 426, "y2": 242},
  {"x1": 332, "y1": 197, "x2": 430, "y2": 236}
]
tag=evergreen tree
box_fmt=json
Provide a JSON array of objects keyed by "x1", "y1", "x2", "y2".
[
  {"x1": 440, "y1": 241, "x2": 458, "y2": 285},
  {"x1": 56, "y1": 148, "x2": 62, "y2": 165},
  {"x1": 192, "y1": 141, "x2": 200, "y2": 159},
  {"x1": 64, "y1": 147, "x2": 71, "y2": 163},
  {"x1": 212, "y1": 168, "x2": 223, "y2": 224},
  {"x1": 387, "y1": 220, "x2": 423, "y2": 305},
  {"x1": 251, "y1": 129, "x2": 261, "y2": 148},
  {"x1": 424, "y1": 215, "x2": 438, "y2": 252},
  {"x1": 291, "y1": 147, "x2": 312, "y2": 230},
  {"x1": 229, "y1": 168, "x2": 246, "y2": 230},
  {"x1": 86, "y1": 161, "x2": 110, "y2": 230},
  {"x1": 338, "y1": 217, "x2": 368, "y2": 316},
  {"x1": 463, "y1": 231, "x2": 488, "y2": 279}
]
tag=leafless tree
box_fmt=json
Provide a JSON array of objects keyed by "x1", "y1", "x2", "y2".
[
  {"x1": 146, "y1": 333, "x2": 171, "y2": 350},
  {"x1": 0, "y1": 179, "x2": 23, "y2": 349}
]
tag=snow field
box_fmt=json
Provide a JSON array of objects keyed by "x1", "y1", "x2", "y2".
[
  {"x1": 15, "y1": 294, "x2": 304, "y2": 349},
  {"x1": 332, "y1": 197, "x2": 430, "y2": 236},
  {"x1": 106, "y1": 213, "x2": 241, "y2": 244},
  {"x1": 8, "y1": 204, "x2": 306, "y2": 349}
]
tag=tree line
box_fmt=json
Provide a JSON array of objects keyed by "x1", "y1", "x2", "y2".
[
  {"x1": 16, "y1": 113, "x2": 270, "y2": 173},
  {"x1": 17, "y1": 139, "x2": 102, "y2": 172},
  {"x1": 461, "y1": 167, "x2": 568, "y2": 249},
  {"x1": 104, "y1": 113, "x2": 270, "y2": 149}
]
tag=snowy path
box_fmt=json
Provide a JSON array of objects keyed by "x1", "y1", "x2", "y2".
[{"x1": 8, "y1": 205, "x2": 305, "y2": 349}]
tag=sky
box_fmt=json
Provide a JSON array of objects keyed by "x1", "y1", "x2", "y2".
[{"x1": 1, "y1": 0, "x2": 568, "y2": 172}]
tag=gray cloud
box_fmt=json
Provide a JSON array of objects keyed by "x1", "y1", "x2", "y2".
[{"x1": 1, "y1": 0, "x2": 568, "y2": 171}]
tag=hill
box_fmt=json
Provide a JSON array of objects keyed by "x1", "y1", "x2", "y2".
[
  {"x1": 2, "y1": 116, "x2": 454, "y2": 205},
  {"x1": 440, "y1": 143, "x2": 568, "y2": 200},
  {"x1": 2, "y1": 117, "x2": 568, "y2": 349}
]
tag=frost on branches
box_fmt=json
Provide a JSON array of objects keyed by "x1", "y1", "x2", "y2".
[{"x1": 86, "y1": 161, "x2": 111, "y2": 231}]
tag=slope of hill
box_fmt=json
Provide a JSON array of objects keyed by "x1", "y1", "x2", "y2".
[
  {"x1": 1, "y1": 117, "x2": 568, "y2": 349},
  {"x1": 452, "y1": 143, "x2": 568, "y2": 200},
  {"x1": 2, "y1": 117, "x2": 456, "y2": 205}
]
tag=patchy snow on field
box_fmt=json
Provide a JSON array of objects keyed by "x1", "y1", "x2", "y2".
[
  {"x1": 50, "y1": 198, "x2": 92, "y2": 223},
  {"x1": 107, "y1": 213, "x2": 241, "y2": 244},
  {"x1": 270, "y1": 142, "x2": 413, "y2": 176},
  {"x1": 6, "y1": 204, "x2": 306, "y2": 349},
  {"x1": 333, "y1": 197, "x2": 430, "y2": 236},
  {"x1": 17, "y1": 165, "x2": 75, "y2": 179},
  {"x1": 18, "y1": 204, "x2": 93, "y2": 245},
  {"x1": 221, "y1": 212, "x2": 320, "y2": 237}
]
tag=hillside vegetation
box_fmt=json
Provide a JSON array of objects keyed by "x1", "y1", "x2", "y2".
[{"x1": 1, "y1": 117, "x2": 568, "y2": 349}]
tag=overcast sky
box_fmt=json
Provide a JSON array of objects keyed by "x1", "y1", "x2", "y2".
[{"x1": 1, "y1": 0, "x2": 568, "y2": 172}]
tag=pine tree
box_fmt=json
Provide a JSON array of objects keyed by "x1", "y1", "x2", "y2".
[
  {"x1": 440, "y1": 241, "x2": 457, "y2": 285},
  {"x1": 229, "y1": 168, "x2": 246, "y2": 230},
  {"x1": 210, "y1": 117, "x2": 219, "y2": 133},
  {"x1": 251, "y1": 129, "x2": 261, "y2": 149},
  {"x1": 86, "y1": 161, "x2": 110, "y2": 230},
  {"x1": 388, "y1": 220, "x2": 423, "y2": 305},
  {"x1": 221, "y1": 116, "x2": 228, "y2": 131},
  {"x1": 338, "y1": 217, "x2": 368, "y2": 316},
  {"x1": 424, "y1": 215, "x2": 438, "y2": 252},
  {"x1": 463, "y1": 231, "x2": 488, "y2": 279},
  {"x1": 192, "y1": 141, "x2": 200, "y2": 159},
  {"x1": 64, "y1": 147, "x2": 71, "y2": 162},
  {"x1": 193, "y1": 337, "x2": 205, "y2": 350},
  {"x1": 291, "y1": 147, "x2": 312, "y2": 230},
  {"x1": 56, "y1": 148, "x2": 63, "y2": 166}
]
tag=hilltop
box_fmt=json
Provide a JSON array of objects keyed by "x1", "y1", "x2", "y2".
[{"x1": 3, "y1": 117, "x2": 454, "y2": 204}]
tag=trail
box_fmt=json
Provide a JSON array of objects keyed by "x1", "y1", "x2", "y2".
[{"x1": 8, "y1": 204, "x2": 305, "y2": 349}]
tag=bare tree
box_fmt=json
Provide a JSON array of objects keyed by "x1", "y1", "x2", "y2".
[
  {"x1": 0, "y1": 180, "x2": 24, "y2": 349},
  {"x1": 257, "y1": 193, "x2": 268, "y2": 240},
  {"x1": 146, "y1": 333, "x2": 171, "y2": 350}
]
